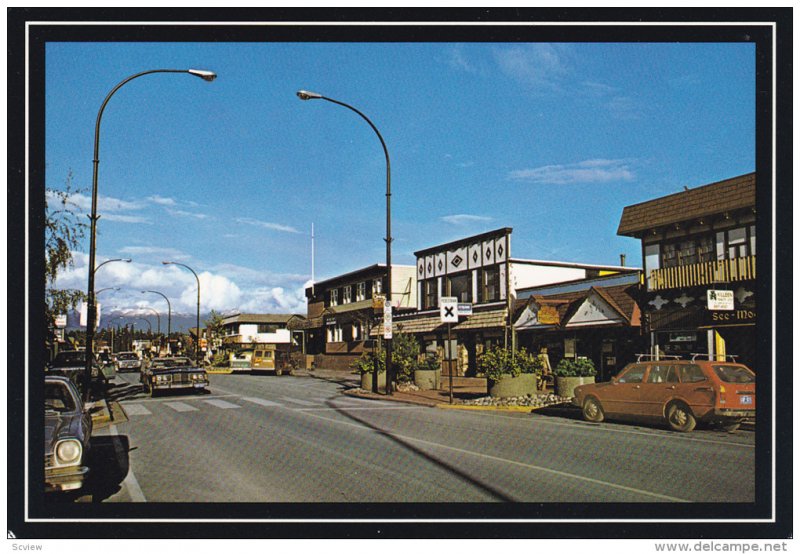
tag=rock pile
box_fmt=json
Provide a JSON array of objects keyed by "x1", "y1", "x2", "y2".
[{"x1": 457, "y1": 393, "x2": 572, "y2": 408}]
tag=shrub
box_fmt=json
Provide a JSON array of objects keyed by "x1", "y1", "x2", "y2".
[
  {"x1": 392, "y1": 332, "x2": 421, "y2": 383},
  {"x1": 554, "y1": 357, "x2": 597, "y2": 377},
  {"x1": 478, "y1": 346, "x2": 542, "y2": 383},
  {"x1": 350, "y1": 350, "x2": 385, "y2": 375}
]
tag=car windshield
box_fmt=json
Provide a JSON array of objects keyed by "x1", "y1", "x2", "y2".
[
  {"x1": 45, "y1": 382, "x2": 77, "y2": 413},
  {"x1": 152, "y1": 358, "x2": 193, "y2": 368},
  {"x1": 51, "y1": 351, "x2": 86, "y2": 365},
  {"x1": 713, "y1": 365, "x2": 755, "y2": 384},
  {"x1": 118, "y1": 353, "x2": 138, "y2": 360}
]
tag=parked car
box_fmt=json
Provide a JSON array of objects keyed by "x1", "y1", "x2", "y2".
[
  {"x1": 115, "y1": 351, "x2": 142, "y2": 373},
  {"x1": 573, "y1": 358, "x2": 755, "y2": 432},
  {"x1": 140, "y1": 356, "x2": 209, "y2": 397},
  {"x1": 46, "y1": 350, "x2": 106, "y2": 391},
  {"x1": 45, "y1": 375, "x2": 93, "y2": 492}
]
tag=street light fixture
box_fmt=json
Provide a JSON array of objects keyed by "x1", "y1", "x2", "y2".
[
  {"x1": 162, "y1": 261, "x2": 201, "y2": 366},
  {"x1": 142, "y1": 290, "x2": 172, "y2": 354},
  {"x1": 96, "y1": 286, "x2": 120, "y2": 295},
  {"x1": 83, "y1": 68, "x2": 216, "y2": 400},
  {"x1": 296, "y1": 90, "x2": 394, "y2": 395}
]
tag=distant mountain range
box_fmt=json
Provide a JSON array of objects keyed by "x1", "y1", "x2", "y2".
[{"x1": 64, "y1": 309, "x2": 215, "y2": 333}]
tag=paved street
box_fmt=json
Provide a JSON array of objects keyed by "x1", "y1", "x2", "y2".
[{"x1": 77, "y1": 372, "x2": 754, "y2": 503}]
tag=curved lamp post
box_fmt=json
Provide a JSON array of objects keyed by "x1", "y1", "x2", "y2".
[
  {"x1": 162, "y1": 261, "x2": 201, "y2": 366},
  {"x1": 142, "y1": 290, "x2": 172, "y2": 354},
  {"x1": 142, "y1": 306, "x2": 161, "y2": 335},
  {"x1": 296, "y1": 90, "x2": 393, "y2": 395},
  {"x1": 83, "y1": 68, "x2": 216, "y2": 400}
]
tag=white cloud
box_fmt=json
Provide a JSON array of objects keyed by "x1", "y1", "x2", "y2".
[
  {"x1": 166, "y1": 208, "x2": 209, "y2": 220},
  {"x1": 147, "y1": 195, "x2": 176, "y2": 206},
  {"x1": 103, "y1": 214, "x2": 152, "y2": 224},
  {"x1": 441, "y1": 214, "x2": 493, "y2": 225},
  {"x1": 509, "y1": 159, "x2": 635, "y2": 185},
  {"x1": 119, "y1": 246, "x2": 189, "y2": 260},
  {"x1": 493, "y1": 44, "x2": 571, "y2": 90},
  {"x1": 236, "y1": 217, "x2": 300, "y2": 234}
]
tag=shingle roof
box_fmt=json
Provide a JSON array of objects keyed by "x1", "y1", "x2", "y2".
[
  {"x1": 617, "y1": 173, "x2": 755, "y2": 236},
  {"x1": 516, "y1": 284, "x2": 640, "y2": 328},
  {"x1": 221, "y1": 313, "x2": 302, "y2": 325}
]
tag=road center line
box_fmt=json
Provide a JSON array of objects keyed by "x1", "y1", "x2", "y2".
[
  {"x1": 299, "y1": 411, "x2": 691, "y2": 503},
  {"x1": 108, "y1": 424, "x2": 146, "y2": 503}
]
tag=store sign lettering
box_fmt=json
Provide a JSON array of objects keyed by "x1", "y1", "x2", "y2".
[{"x1": 710, "y1": 310, "x2": 756, "y2": 322}]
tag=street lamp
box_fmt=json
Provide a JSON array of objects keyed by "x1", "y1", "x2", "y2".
[
  {"x1": 162, "y1": 261, "x2": 201, "y2": 366},
  {"x1": 296, "y1": 90, "x2": 394, "y2": 395},
  {"x1": 141, "y1": 306, "x2": 161, "y2": 335},
  {"x1": 142, "y1": 290, "x2": 172, "y2": 354},
  {"x1": 84, "y1": 68, "x2": 216, "y2": 400},
  {"x1": 96, "y1": 286, "x2": 120, "y2": 295}
]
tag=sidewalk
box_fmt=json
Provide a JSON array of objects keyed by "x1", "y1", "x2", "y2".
[{"x1": 301, "y1": 368, "x2": 551, "y2": 411}]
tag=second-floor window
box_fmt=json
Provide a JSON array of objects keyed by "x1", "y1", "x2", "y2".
[
  {"x1": 342, "y1": 285, "x2": 352, "y2": 304},
  {"x1": 448, "y1": 273, "x2": 472, "y2": 303},
  {"x1": 330, "y1": 289, "x2": 339, "y2": 306},
  {"x1": 356, "y1": 282, "x2": 366, "y2": 302},
  {"x1": 257, "y1": 324, "x2": 279, "y2": 334},
  {"x1": 372, "y1": 278, "x2": 382, "y2": 295},
  {"x1": 478, "y1": 266, "x2": 500, "y2": 303},
  {"x1": 661, "y1": 235, "x2": 715, "y2": 268},
  {"x1": 717, "y1": 226, "x2": 755, "y2": 260},
  {"x1": 423, "y1": 279, "x2": 438, "y2": 310}
]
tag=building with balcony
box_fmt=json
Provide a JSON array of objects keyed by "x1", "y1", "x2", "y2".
[
  {"x1": 301, "y1": 263, "x2": 417, "y2": 370},
  {"x1": 617, "y1": 172, "x2": 757, "y2": 369},
  {"x1": 218, "y1": 313, "x2": 306, "y2": 370}
]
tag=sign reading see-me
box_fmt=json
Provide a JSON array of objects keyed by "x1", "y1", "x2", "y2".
[{"x1": 440, "y1": 297, "x2": 458, "y2": 323}]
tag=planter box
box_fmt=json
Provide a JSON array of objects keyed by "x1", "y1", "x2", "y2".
[
  {"x1": 361, "y1": 371, "x2": 387, "y2": 392},
  {"x1": 555, "y1": 376, "x2": 595, "y2": 398},
  {"x1": 489, "y1": 373, "x2": 539, "y2": 398},
  {"x1": 414, "y1": 369, "x2": 441, "y2": 390}
]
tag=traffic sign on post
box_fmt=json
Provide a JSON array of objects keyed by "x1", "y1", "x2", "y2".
[
  {"x1": 440, "y1": 296, "x2": 458, "y2": 323},
  {"x1": 383, "y1": 301, "x2": 393, "y2": 339}
]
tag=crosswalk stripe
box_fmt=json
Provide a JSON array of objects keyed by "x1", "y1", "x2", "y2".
[
  {"x1": 123, "y1": 403, "x2": 152, "y2": 416},
  {"x1": 241, "y1": 397, "x2": 284, "y2": 408},
  {"x1": 164, "y1": 401, "x2": 198, "y2": 413},
  {"x1": 203, "y1": 399, "x2": 241, "y2": 409},
  {"x1": 281, "y1": 396, "x2": 318, "y2": 406}
]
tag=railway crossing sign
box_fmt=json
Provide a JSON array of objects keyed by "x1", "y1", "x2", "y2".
[{"x1": 440, "y1": 297, "x2": 458, "y2": 323}]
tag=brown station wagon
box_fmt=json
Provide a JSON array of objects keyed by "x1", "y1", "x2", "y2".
[{"x1": 573, "y1": 357, "x2": 755, "y2": 432}]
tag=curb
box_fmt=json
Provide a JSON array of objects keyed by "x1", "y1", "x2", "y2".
[
  {"x1": 206, "y1": 368, "x2": 233, "y2": 374},
  {"x1": 87, "y1": 399, "x2": 113, "y2": 427},
  {"x1": 436, "y1": 404, "x2": 535, "y2": 413}
]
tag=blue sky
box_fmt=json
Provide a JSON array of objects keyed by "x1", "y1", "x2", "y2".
[{"x1": 45, "y1": 40, "x2": 755, "y2": 318}]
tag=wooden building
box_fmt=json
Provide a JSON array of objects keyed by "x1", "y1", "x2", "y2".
[{"x1": 617, "y1": 173, "x2": 757, "y2": 369}]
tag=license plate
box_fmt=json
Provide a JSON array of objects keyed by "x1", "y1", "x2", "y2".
[
  {"x1": 740, "y1": 395, "x2": 753, "y2": 405},
  {"x1": 193, "y1": 383, "x2": 206, "y2": 388}
]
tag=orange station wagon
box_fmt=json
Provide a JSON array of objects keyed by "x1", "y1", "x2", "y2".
[{"x1": 573, "y1": 357, "x2": 755, "y2": 432}]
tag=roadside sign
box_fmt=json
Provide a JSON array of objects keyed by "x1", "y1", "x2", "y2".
[
  {"x1": 372, "y1": 294, "x2": 385, "y2": 310},
  {"x1": 707, "y1": 290, "x2": 734, "y2": 311},
  {"x1": 383, "y1": 302, "x2": 393, "y2": 339},
  {"x1": 457, "y1": 303, "x2": 473, "y2": 316},
  {"x1": 440, "y1": 296, "x2": 458, "y2": 323},
  {"x1": 55, "y1": 314, "x2": 68, "y2": 328}
]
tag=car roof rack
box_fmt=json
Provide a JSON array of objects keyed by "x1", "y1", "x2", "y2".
[
  {"x1": 635, "y1": 353, "x2": 681, "y2": 362},
  {"x1": 690, "y1": 353, "x2": 739, "y2": 362}
]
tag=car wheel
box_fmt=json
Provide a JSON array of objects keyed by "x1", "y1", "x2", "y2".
[
  {"x1": 582, "y1": 397, "x2": 605, "y2": 423},
  {"x1": 720, "y1": 421, "x2": 741, "y2": 433},
  {"x1": 667, "y1": 402, "x2": 696, "y2": 432}
]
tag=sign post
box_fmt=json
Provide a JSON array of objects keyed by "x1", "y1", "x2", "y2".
[{"x1": 440, "y1": 297, "x2": 458, "y2": 404}]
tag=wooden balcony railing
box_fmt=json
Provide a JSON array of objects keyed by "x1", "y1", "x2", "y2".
[{"x1": 648, "y1": 256, "x2": 756, "y2": 291}]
